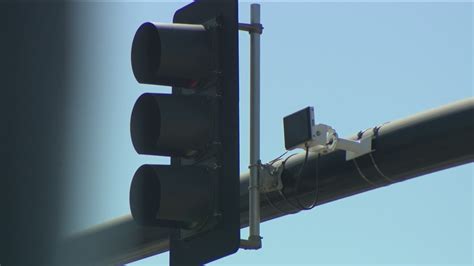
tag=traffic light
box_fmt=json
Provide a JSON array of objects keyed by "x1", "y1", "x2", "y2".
[{"x1": 129, "y1": 0, "x2": 240, "y2": 265}]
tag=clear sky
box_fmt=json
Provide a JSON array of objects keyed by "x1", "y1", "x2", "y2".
[{"x1": 64, "y1": 1, "x2": 472, "y2": 265}]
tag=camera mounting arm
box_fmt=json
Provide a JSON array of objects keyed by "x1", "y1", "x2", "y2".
[{"x1": 283, "y1": 107, "x2": 373, "y2": 161}]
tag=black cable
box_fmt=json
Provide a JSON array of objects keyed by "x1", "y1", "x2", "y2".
[
  {"x1": 267, "y1": 150, "x2": 289, "y2": 166},
  {"x1": 276, "y1": 146, "x2": 316, "y2": 211},
  {"x1": 292, "y1": 147, "x2": 312, "y2": 210},
  {"x1": 263, "y1": 192, "x2": 298, "y2": 215},
  {"x1": 304, "y1": 153, "x2": 320, "y2": 209},
  {"x1": 294, "y1": 150, "x2": 321, "y2": 210},
  {"x1": 281, "y1": 148, "x2": 321, "y2": 211},
  {"x1": 265, "y1": 148, "x2": 321, "y2": 214},
  {"x1": 273, "y1": 152, "x2": 305, "y2": 212}
]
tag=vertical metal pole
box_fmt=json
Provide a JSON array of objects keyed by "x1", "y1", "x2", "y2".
[{"x1": 249, "y1": 3, "x2": 261, "y2": 244}]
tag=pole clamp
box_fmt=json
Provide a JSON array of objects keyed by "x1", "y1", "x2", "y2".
[
  {"x1": 238, "y1": 23, "x2": 264, "y2": 34},
  {"x1": 259, "y1": 163, "x2": 284, "y2": 193}
]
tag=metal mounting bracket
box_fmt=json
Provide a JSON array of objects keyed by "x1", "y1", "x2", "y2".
[
  {"x1": 308, "y1": 123, "x2": 373, "y2": 160},
  {"x1": 238, "y1": 23, "x2": 264, "y2": 34},
  {"x1": 259, "y1": 163, "x2": 284, "y2": 193},
  {"x1": 334, "y1": 135, "x2": 373, "y2": 160}
]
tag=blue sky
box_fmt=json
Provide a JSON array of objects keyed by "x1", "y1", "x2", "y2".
[{"x1": 64, "y1": 1, "x2": 472, "y2": 265}]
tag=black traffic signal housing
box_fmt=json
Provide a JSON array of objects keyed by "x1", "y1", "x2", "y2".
[{"x1": 129, "y1": 0, "x2": 240, "y2": 265}]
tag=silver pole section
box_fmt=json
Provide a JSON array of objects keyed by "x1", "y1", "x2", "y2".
[{"x1": 248, "y1": 3, "x2": 262, "y2": 246}]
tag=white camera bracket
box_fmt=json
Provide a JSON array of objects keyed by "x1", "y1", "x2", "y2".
[{"x1": 306, "y1": 124, "x2": 373, "y2": 160}]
